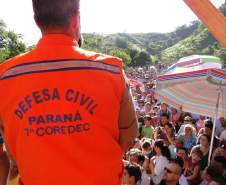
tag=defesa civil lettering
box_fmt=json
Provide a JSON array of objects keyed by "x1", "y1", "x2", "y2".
[
  {"x1": 14, "y1": 88, "x2": 98, "y2": 120},
  {"x1": 15, "y1": 88, "x2": 60, "y2": 119}
]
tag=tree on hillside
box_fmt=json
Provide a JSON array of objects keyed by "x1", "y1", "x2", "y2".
[
  {"x1": 215, "y1": 48, "x2": 226, "y2": 68},
  {"x1": 220, "y1": 4, "x2": 226, "y2": 16},
  {"x1": 6, "y1": 31, "x2": 26, "y2": 59},
  {"x1": 108, "y1": 48, "x2": 131, "y2": 67},
  {"x1": 0, "y1": 19, "x2": 26, "y2": 63},
  {"x1": 131, "y1": 51, "x2": 152, "y2": 67},
  {"x1": 115, "y1": 37, "x2": 128, "y2": 49}
]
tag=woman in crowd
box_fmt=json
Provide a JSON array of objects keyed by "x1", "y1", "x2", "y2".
[
  {"x1": 176, "y1": 147, "x2": 190, "y2": 175},
  {"x1": 164, "y1": 123, "x2": 177, "y2": 158},
  {"x1": 193, "y1": 134, "x2": 211, "y2": 171},
  {"x1": 171, "y1": 108, "x2": 181, "y2": 133},
  {"x1": 178, "y1": 124, "x2": 197, "y2": 152},
  {"x1": 149, "y1": 140, "x2": 170, "y2": 185}
]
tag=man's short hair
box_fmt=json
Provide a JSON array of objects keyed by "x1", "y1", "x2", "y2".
[
  {"x1": 204, "y1": 119, "x2": 213, "y2": 129},
  {"x1": 160, "y1": 112, "x2": 169, "y2": 119},
  {"x1": 171, "y1": 157, "x2": 184, "y2": 174},
  {"x1": 205, "y1": 165, "x2": 222, "y2": 179},
  {"x1": 125, "y1": 163, "x2": 141, "y2": 183},
  {"x1": 32, "y1": 0, "x2": 80, "y2": 28}
]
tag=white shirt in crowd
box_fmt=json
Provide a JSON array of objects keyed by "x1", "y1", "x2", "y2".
[
  {"x1": 152, "y1": 155, "x2": 169, "y2": 185},
  {"x1": 220, "y1": 130, "x2": 226, "y2": 141},
  {"x1": 179, "y1": 174, "x2": 189, "y2": 185},
  {"x1": 140, "y1": 171, "x2": 151, "y2": 185}
]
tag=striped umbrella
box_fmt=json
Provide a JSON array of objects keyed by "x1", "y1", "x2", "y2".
[
  {"x1": 155, "y1": 56, "x2": 226, "y2": 164},
  {"x1": 156, "y1": 68, "x2": 226, "y2": 118},
  {"x1": 165, "y1": 55, "x2": 223, "y2": 75}
]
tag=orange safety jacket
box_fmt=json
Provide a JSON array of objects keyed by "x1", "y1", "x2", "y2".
[{"x1": 0, "y1": 34, "x2": 124, "y2": 185}]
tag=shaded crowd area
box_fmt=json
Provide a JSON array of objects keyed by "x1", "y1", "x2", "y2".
[{"x1": 122, "y1": 66, "x2": 226, "y2": 185}]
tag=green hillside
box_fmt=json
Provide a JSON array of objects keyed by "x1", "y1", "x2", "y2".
[
  {"x1": 81, "y1": 5, "x2": 226, "y2": 67},
  {"x1": 1, "y1": 5, "x2": 226, "y2": 67}
]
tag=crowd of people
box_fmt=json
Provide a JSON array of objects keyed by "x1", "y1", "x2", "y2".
[{"x1": 122, "y1": 66, "x2": 226, "y2": 185}]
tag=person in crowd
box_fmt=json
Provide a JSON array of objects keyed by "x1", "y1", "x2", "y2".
[
  {"x1": 171, "y1": 108, "x2": 181, "y2": 133},
  {"x1": 185, "y1": 147, "x2": 203, "y2": 185},
  {"x1": 158, "y1": 159, "x2": 183, "y2": 185},
  {"x1": 211, "y1": 156, "x2": 226, "y2": 179},
  {"x1": 137, "y1": 153, "x2": 146, "y2": 167},
  {"x1": 200, "y1": 165, "x2": 222, "y2": 185},
  {"x1": 212, "y1": 140, "x2": 226, "y2": 161},
  {"x1": 159, "y1": 103, "x2": 171, "y2": 118},
  {"x1": 215, "y1": 117, "x2": 226, "y2": 137},
  {"x1": 127, "y1": 148, "x2": 142, "y2": 164},
  {"x1": 149, "y1": 140, "x2": 170, "y2": 185},
  {"x1": 144, "y1": 102, "x2": 152, "y2": 115},
  {"x1": 133, "y1": 138, "x2": 142, "y2": 150},
  {"x1": 164, "y1": 123, "x2": 176, "y2": 145},
  {"x1": 141, "y1": 115, "x2": 154, "y2": 139},
  {"x1": 141, "y1": 140, "x2": 152, "y2": 156},
  {"x1": 140, "y1": 156, "x2": 151, "y2": 185},
  {"x1": 177, "y1": 116, "x2": 196, "y2": 136},
  {"x1": 195, "y1": 115, "x2": 206, "y2": 132},
  {"x1": 176, "y1": 147, "x2": 190, "y2": 176},
  {"x1": 198, "y1": 119, "x2": 220, "y2": 149},
  {"x1": 154, "y1": 113, "x2": 171, "y2": 144},
  {"x1": 164, "y1": 123, "x2": 177, "y2": 158},
  {"x1": 219, "y1": 117, "x2": 226, "y2": 141},
  {"x1": 209, "y1": 178, "x2": 226, "y2": 185},
  {"x1": 174, "y1": 137, "x2": 184, "y2": 150},
  {"x1": 123, "y1": 163, "x2": 142, "y2": 185},
  {"x1": 159, "y1": 113, "x2": 171, "y2": 127},
  {"x1": 136, "y1": 99, "x2": 146, "y2": 116},
  {"x1": 174, "y1": 156, "x2": 189, "y2": 185},
  {"x1": 192, "y1": 134, "x2": 211, "y2": 171},
  {"x1": 178, "y1": 125, "x2": 197, "y2": 152}
]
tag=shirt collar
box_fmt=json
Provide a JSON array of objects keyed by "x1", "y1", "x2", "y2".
[{"x1": 36, "y1": 34, "x2": 78, "y2": 47}]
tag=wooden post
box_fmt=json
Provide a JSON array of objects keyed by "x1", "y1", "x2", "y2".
[{"x1": 183, "y1": 0, "x2": 226, "y2": 48}]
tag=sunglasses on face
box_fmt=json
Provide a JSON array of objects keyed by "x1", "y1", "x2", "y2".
[
  {"x1": 164, "y1": 167, "x2": 178, "y2": 175},
  {"x1": 165, "y1": 167, "x2": 173, "y2": 174}
]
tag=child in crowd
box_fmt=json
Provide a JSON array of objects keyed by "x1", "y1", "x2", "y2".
[
  {"x1": 185, "y1": 147, "x2": 203, "y2": 185},
  {"x1": 141, "y1": 115, "x2": 154, "y2": 139}
]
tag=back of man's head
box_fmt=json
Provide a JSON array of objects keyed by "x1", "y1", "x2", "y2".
[
  {"x1": 32, "y1": 0, "x2": 80, "y2": 28},
  {"x1": 125, "y1": 163, "x2": 141, "y2": 183},
  {"x1": 171, "y1": 157, "x2": 183, "y2": 175}
]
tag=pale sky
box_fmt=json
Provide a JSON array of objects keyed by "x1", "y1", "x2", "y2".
[{"x1": 0, "y1": 0, "x2": 224, "y2": 46}]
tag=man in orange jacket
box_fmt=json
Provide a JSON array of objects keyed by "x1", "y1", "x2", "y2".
[{"x1": 0, "y1": 0, "x2": 138, "y2": 184}]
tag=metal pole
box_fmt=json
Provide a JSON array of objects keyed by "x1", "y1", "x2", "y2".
[{"x1": 208, "y1": 88, "x2": 221, "y2": 165}]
